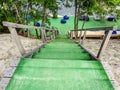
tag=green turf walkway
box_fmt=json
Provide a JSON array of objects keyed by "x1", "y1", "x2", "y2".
[{"x1": 6, "y1": 34, "x2": 114, "y2": 90}]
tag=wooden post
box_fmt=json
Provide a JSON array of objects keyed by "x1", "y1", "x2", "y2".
[
  {"x1": 81, "y1": 30, "x2": 86, "y2": 45},
  {"x1": 44, "y1": 28, "x2": 47, "y2": 41},
  {"x1": 35, "y1": 29, "x2": 39, "y2": 39},
  {"x1": 41, "y1": 27, "x2": 47, "y2": 43},
  {"x1": 53, "y1": 30, "x2": 55, "y2": 39},
  {"x1": 71, "y1": 31, "x2": 74, "y2": 39},
  {"x1": 78, "y1": 31, "x2": 83, "y2": 44},
  {"x1": 97, "y1": 30, "x2": 112, "y2": 59},
  {"x1": 70, "y1": 31, "x2": 72, "y2": 39},
  {"x1": 27, "y1": 29, "x2": 30, "y2": 38},
  {"x1": 51, "y1": 30, "x2": 55, "y2": 39},
  {"x1": 41, "y1": 28, "x2": 45, "y2": 43},
  {"x1": 8, "y1": 27, "x2": 25, "y2": 56}
]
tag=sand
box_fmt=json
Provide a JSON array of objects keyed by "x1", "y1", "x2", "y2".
[
  {"x1": 83, "y1": 39, "x2": 120, "y2": 86},
  {"x1": 0, "y1": 34, "x2": 42, "y2": 78},
  {"x1": 0, "y1": 34, "x2": 120, "y2": 86}
]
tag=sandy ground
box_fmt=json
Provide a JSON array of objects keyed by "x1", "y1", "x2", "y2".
[
  {"x1": 0, "y1": 34, "x2": 120, "y2": 86},
  {"x1": 0, "y1": 34, "x2": 42, "y2": 79},
  {"x1": 83, "y1": 39, "x2": 120, "y2": 86}
]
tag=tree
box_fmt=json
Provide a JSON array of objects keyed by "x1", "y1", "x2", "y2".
[
  {"x1": 73, "y1": 0, "x2": 96, "y2": 39},
  {"x1": 0, "y1": 0, "x2": 18, "y2": 32},
  {"x1": 35, "y1": 0, "x2": 58, "y2": 26},
  {"x1": 72, "y1": 0, "x2": 120, "y2": 40}
]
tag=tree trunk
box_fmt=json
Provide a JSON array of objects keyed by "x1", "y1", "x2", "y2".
[
  {"x1": 79, "y1": 16, "x2": 86, "y2": 44},
  {"x1": 13, "y1": 3, "x2": 26, "y2": 36},
  {"x1": 13, "y1": 3, "x2": 22, "y2": 24},
  {"x1": 52, "y1": 10, "x2": 58, "y2": 18},
  {"x1": 42, "y1": 4, "x2": 46, "y2": 26},
  {"x1": 74, "y1": 0, "x2": 78, "y2": 39}
]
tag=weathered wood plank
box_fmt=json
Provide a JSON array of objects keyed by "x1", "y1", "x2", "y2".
[
  {"x1": 97, "y1": 30, "x2": 112, "y2": 59},
  {"x1": 8, "y1": 27, "x2": 25, "y2": 55},
  {"x1": 81, "y1": 30, "x2": 87, "y2": 45},
  {"x1": 41, "y1": 28, "x2": 46, "y2": 43},
  {"x1": 3, "y1": 21, "x2": 57, "y2": 52},
  {"x1": 71, "y1": 26, "x2": 113, "y2": 31},
  {"x1": 70, "y1": 31, "x2": 104, "y2": 39},
  {"x1": 101, "y1": 61, "x2": 120, "y2": 90},
  {"x1": 78, "y1": 31, "x2": 83, "y2": 44},
  {"x1": 3, "y1": 21, "x2": 57, "y2": 31},
  {"x1": 0, "y1": 83, "x2": 8, "y2": 90},
  {"x1": 3, "y1": 67, "x2": 16, "y2": 78},
  {"x1": 3, "y1": 21, "x2": 41, "y2": 29}
]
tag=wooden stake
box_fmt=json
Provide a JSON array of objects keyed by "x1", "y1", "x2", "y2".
[
  {"x1": 35, "y1": 29, "x2": 39, "y2": 39},
  {"x1": 81, "y1": 30, "x2": 87, "y2": 45}
]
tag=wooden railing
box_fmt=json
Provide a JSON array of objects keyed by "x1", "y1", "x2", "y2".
[
  {"x1": 68, "y1": 26, "x2": 116, "y2": 59},
  {"x1": 2, "y1": 21, "x2": 58, "y2": 56}
]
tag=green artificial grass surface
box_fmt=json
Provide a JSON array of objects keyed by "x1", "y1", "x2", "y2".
[
  {"x1": 6, "y1": 58, "x2": 114, "y2": 90},
  {"x1": 50, "y1": 17, "x2": 120, "y2": 35},
  {"x1": 6, "y1": 16, "x2": 115, "y2": 90},
  {"x1": 28, "y1": 16, "x2": 120, "y2": 36}
]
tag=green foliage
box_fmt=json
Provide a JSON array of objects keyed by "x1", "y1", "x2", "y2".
[
  {"x1": 0, "y1": 0, "x2": 60, "y2": 32},
  {"x1": 0, "y1": 0, "x2": 23, "y2": 32},
  {"x1": 0, "y1": 0, "x2": 119, "y2": 33},
  {"x1": 116, "y1": 10, "x2": 120, "y2": 18}
]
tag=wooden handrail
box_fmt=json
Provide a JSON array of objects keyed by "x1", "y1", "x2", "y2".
[
  {"x1": 2, "y1": 21, "x2": 58, "y2": 56},
  {"x1": 3, "y1": 21, "x2": 58, "y2": 31},
  {"x1": 69, "y1": 26, "x2": 115, "y2": 59},
  {"x1": 70, "y1": 26, "x2": 113, "y2": 31},
  {"x1": 97, "y1": 30, "x2": 112, "y2": 58},
  {"x1": 3, "y1": 21, "x2": 42, "y2": 29}
]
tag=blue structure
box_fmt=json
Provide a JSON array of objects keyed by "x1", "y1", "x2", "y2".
[
  {"x1": 61, "y1": 19, "x2": 66, "y2": 24},
  {"x1": 112, "y1": 30, "x2": 117, "y2": 34},
  {"x1": 107, "y1": 17, "x2": 114, "y2": 21},
  {"x1": 63, "y1": 15, "x2": 69, "y2": 20},
  {"x1": 60, "y1": 15, "x2": 69, "y2": 24},
  {"x1": 35, "y1": 22, "x2": 41, "y2": 27},
  {"x1": 104, "y1": 30, "x2": 117, "y2": 34},
  {"x1": 80, "y1": 16, "x2": 89, "y2": 21}
]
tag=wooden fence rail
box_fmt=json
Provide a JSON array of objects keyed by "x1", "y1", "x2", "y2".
[
  {"x1": 2, "y1": 21, "x2": 58, "y2": 56},
  {"x1": 69, "y1": 26, "x2": 115, "y2": 59}
]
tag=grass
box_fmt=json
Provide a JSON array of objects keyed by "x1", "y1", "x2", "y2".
[
  {"x1": 50, "y1": 17, "x2": 120, "y2": 35},
  {"x1": 29, "y1": 16, "x2": 120, "y2": 36}
]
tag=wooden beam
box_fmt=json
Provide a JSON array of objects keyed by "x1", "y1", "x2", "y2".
[
  {"x1": 8, "y1": 27, "x2": 25, "y2": 56},
  {"x1": 2, "y1": 21, "x2": 58, "y2": 56},
  {"x1": 45, "y1": 28, "x2": 55, "y2": 31},
  {"x1": 53, "y1": 30, "x2": 56, "y2": 39},
  {"x1": 101, "y1": 61, "x2": 120, "y2": 90},
  {"x1": 35, "y1": 29, "x2": 39, "y2": 39},
  {"x1": 3, "y1": 21, "x2": 57, "y2": 31},
  {"x1": 41, "y1": 28, "x2": 47, "y2": 43},
  {"x1": 2, "y1": 22, "x2": 58, "y2": 34},
  {"x1": 78, "y1": 31, "x2": 83, "y2": 44},
  {"x1": 41, "y1": 28, "x2": 44, "y2": 43},
  {"x1": 97, "y1": 30, "x2": 112, "y2": 59},
  {"x1": 3, "y1": 21, "x2": 42, "y2": 29},
  {"x1": 81, "y1": 30, "x2": 87, "y2": 45},
  {"x1": 71, "y1": 26, "x2": 113, "y2": 31}
]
